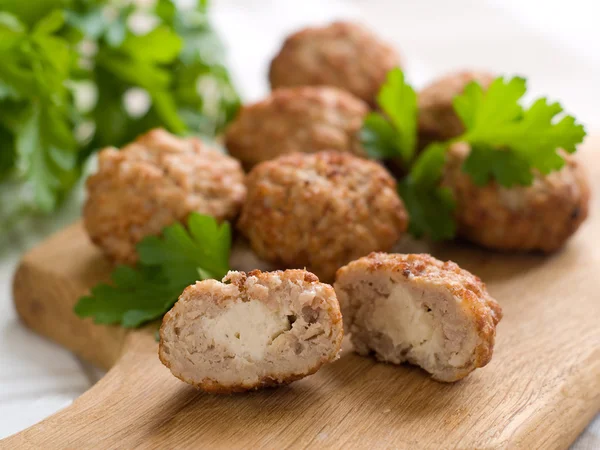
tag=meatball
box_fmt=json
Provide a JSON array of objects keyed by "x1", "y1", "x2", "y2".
[
  {"x1": 269, "y1": 21, "x2": 401, "y2": 107},
  {"x1": 334, "y1": 252, "x2": 502, "y2": 382},
  {"x1": 159, "y1": 269, "x2": 343, "y2": 393},
  {"x1": 84, "y1": 129, "x2": 246, "y2": 264},
  {"x1": 443, "y1": 143, "x2": 590, "y2": 252},
  {"x1": 238, "y1": 151, "x2": 408, "y2": 281},
  {"x1": 225, "y1": 86, "x2": 368, "y2": 168},
  {"x1": 418, "y1": 71, "x2": 495, "y2": 145}
]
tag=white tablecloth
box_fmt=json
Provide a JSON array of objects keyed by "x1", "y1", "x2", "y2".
[{"x1": 1, "y1": 0, "x2": 598, "y2": 447}]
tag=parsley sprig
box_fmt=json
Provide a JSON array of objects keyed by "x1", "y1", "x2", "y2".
[
  {"x1": 360, "y1": 68, "x2": 417, "y2": 165},
  {"x1": 362, "y1": 70, "x2": 586, "y2": 240},
  {"x1": 74, "y1": 213, "x2": 231, "y2": 328},
  {"x1": 454, "y1": 77, "x2": 585, "y2": 186}
]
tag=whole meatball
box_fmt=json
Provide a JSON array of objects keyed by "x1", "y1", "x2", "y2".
[
  {"x1": 225, "y1": 86, "x2": 368, "y2": 168},
  {"x1": 237, "y1": 151, "x2": 408, "y2": 281},
  {"x1": 418, "y1": 71, "x2": 495, "y2": 145},
  {"x1": 84, "y1": 129, "x2": 246, "y2": 264},
  {"x1": 269, "y1": 21, "x2": 401, "y2": 107},
  {"x1": 443, "y1": 143, "x2": 590, "y2": 252}
]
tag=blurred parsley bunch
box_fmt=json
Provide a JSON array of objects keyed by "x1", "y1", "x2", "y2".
[{"x1": 0, "y1": 0, "x2": 239, "y2": 231}]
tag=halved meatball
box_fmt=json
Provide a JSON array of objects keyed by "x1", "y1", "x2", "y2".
[
  {"x1": 159, "y1": 269, "x2": 343, "y2": 393},
  {"x1": 84, "y1": 129, "x2": 246, "y2": 264},
  {"x1": 418, "y1": 71, "x2": 495, "y2": 145},
  {"x1": 334, "y1": 252, "x2": 502, "y2": 382},
  {"x1": 225, "y1": 86, "x2": 368, "y2": 168},
  {"x1": 443, "y1": 143, "x2": 590, "y2": 252},
  {"x1": 269, "y1": 21, "x2": 400, "y2": 107},
  {"x1": 237, "y1": 151, "x2": 408, "y2": 281}
]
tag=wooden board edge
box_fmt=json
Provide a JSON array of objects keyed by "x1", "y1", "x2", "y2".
[{"x1": 13, "y1": 259, "x2": 127, "y2": 370}]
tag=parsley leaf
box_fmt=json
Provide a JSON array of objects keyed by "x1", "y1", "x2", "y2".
[
  {"x1": 398, "y1": 143, "x2": 456, "y2": 240},
  {"x1": 455, "y1": 77, "x2": 586, "y2": 186},
  {"x1": 360, "y1": 67, "x2": 417, "y2": 164},
  {"x1": 361, "y1": 113, "x2": 399, "y2": 159},
  {"x1": 93, "y1": 24, "x2": 187, "y2": 135},
  {"x1": 74, "y1": 265, "x2": 176, "y2": 328},
  {"x1": 461, "y1": 145, "x2": 533, "y2": 187},
  {"x1": 453, "y1": 76, "x2": 526, "y2": 130},
  {"x1": 158, "y1": 0, "x2": 240, "y2": 136},
  {"x1": 137, "y1": 213, "x2": 231, "y2": 286},
  {"x1": 74, "y1": 213, "x2": 231, "y2": 328},
  {"x1": 0, "y1": 0, "x2": 70, "y2": 28},
  {"x1": 0, "y1": 123, "x2": 15, "y2": 180}
]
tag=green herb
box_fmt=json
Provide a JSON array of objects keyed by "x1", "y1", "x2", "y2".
[
  {"x1": 0, "y1": 0, "x2": 239, "y2": 232},
  {"x1": 454, "y1": 77, "x2": 586, "y2": 187},
  {"x1": 360, "y1": 68, "x2": 417, "y2": 164},
  {"x1": 398, "y1": 143, "x2": 456, "y2": 240},
  {"x1": 363, "y1": 69, "x2": 586, "y2": 240},
  {"x1": 74, "y1": 213, "x2": 231, "y2": 328},
  {"x1": 0, "y1": 7, "x2": 79, "y2": 216}
]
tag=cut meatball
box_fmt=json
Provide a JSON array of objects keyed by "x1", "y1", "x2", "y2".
[
  {"x1": 159, "y1": 269, "x2": 343, "y2": 393},
  {"x1": 334, "y1": 253, "x2": 502, "y2": 382},
  {"x1": 225, "y1": 86, "x2": 368, "y2": 168},
  {"x1": 443, "y1": 143, "x2": 590, "y2": 252},
  {"x1": 237, "y1": 151, "x2": 408, "y2": 282},
  {"x1": 84, "y1": 129, "x2": 246, "y2": 264},
  {"x1": 418, "y1": 71, "x2": 495, "y2": 145},
  {"x1": 269, "y1": 21, "x2": 401, "y2": 107}
]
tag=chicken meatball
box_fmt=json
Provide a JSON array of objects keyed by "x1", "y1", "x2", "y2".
[
  {"x1": 418, "y1": 71, "x2": 495, "y2": 145},
  {"x1": 159, "y1": 269, "x2": 343, "y2": 393},
  {"x1": 269, "y1": 21, "x2": 401, "y2": 107},
  {"x1": 225, "y1": 86, "x2": 368, "y2": 168},
  {"x1": 334, "y1": 252, "x2": 502, "y2": 382},
  {"x1": 443, "y1": 143, "x2": 590, "y2": 252},
  {"x1": 238, "y1": 151, "x2": 408, "y2": 281},
  {"x1": 84, "y1": 129, "x2": 246, "y2": 264}
]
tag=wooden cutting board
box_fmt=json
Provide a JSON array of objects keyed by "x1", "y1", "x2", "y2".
[{"x1": 3, "y1": 144, "x2": 600, "y2": 449}]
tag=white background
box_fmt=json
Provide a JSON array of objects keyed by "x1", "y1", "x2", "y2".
[{"x1": 1, "y1": 0, "x2": 599, "y2": 447}]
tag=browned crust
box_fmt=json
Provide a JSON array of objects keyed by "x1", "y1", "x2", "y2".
[
  {"x1": 83, "y1": 128, "x2": 246, "y2": 264},
  {"x1": 269, "y1": 21, "x2": 400, "y2": 107},
  {"x1": 159, "y1": 269, "x2": 344, "y2": 393},
  {"x1": 237, "y1": 151, "x2": 408, "y2": 281},
  {"x1": 443, "y1": 144, "x2": 591, "y2": 252},
  {"x1": 336, "y1": 252, "x2": 502, "y2": 381},
  {"x1": 225, "y1": 86, "x2": 368, "y2": 168}
]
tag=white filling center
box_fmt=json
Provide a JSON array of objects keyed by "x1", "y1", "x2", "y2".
[
  {"x1": 370, "y1": 284, "x2": 437, "y2": 351},
  {"x1": 204, "y1": 300, "x2": 289, "y2": 361}
]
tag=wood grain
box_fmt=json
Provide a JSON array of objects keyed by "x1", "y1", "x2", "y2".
[{"x1": 3, "y1": 145, "x2": 600, "y2": 449}]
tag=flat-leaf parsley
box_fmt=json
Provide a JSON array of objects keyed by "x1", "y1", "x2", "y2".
[{"x1": 74, "y1": 213, "x2": 231, "y2": 328}]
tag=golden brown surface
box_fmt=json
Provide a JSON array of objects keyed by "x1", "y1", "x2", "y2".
[
  {"x1": 418, "y1": 70, "x2": 495, "y2": 145},
  {"x1": 238, "y1": 151, "x2": 408, "y2": 281},
  {"x1": 269, "y1": 21, "x2": 400, "y2": 107},
  {"x1": 159, "y1": 269, "x2": 343, "y2": 393},
  {"x1": 335, "y1": 253, "x2": 501, "y2": 382},
  {"x1": 443, "y1": 143, "x2": 591, "y2": 252},
  {"x1": 83, "y1": 129, "x2": 246, "y2": 264},
  {"x1": 225, "y1": 86, "x2": 368, "y2": 168}
]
